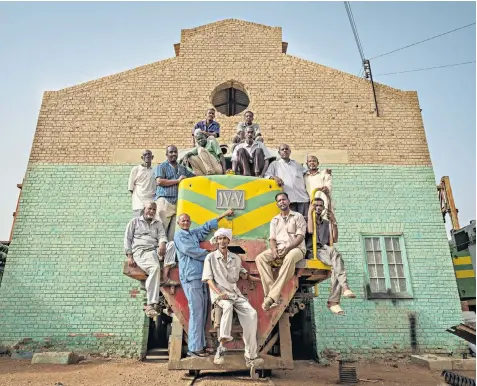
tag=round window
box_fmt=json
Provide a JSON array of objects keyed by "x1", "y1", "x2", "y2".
[{"x1": 211, "y1": 81, "x2": 250, "y2": 117}]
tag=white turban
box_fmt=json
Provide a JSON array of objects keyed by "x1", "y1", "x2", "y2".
[{"x1": 211, "y1": 228, "x2": 233, "y2": 244}]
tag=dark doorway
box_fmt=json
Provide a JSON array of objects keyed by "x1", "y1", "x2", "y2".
[{"x1": 290, "y1": 300, "x2": 316, "y2": 360}]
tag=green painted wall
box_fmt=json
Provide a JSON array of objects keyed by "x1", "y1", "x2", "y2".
[
  {"x1": 312, "y1": 164, "x2": 464, "y2": 357},
  {"x1": 0, "y1": 163, "x2": 464, "y2": 357}
]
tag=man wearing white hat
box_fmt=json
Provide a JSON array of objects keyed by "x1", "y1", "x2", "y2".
[{"x1": 202, "y1": 228, "x2": 264, "y2": 369}]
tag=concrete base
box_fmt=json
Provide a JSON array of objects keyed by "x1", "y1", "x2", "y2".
[
  {"x1": 31, "y1": 352, "x2": 77, "y2": 365},
  {"x1": 411, "y1": 354, "x2": 476, "y2": 371}
]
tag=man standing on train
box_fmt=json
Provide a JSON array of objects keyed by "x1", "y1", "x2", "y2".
[{"x1": 174, "y1": 209, "x2": 234, "y2": 357}]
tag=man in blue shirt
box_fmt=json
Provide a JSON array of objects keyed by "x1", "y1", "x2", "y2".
[
  {"x1": 174, "y1": 209, "x2": 234, "y2": 357},
  {"x1": 192, "y1": 108, "x2": 220, "y2": 146},
  {"x1": 154, "y1": 145, "x2": 195, "y2": 241}
]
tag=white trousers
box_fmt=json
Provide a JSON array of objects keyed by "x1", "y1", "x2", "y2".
[
  {"x1": 216, "y1": 297, "x2": 259, "y2": 360},
  {"x1": 133, "y1": 249, "x2": 160, "y2": 304}
]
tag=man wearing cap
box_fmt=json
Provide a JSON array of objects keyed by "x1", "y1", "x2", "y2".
[
  {"x1": 307, "y1": 198, "x2": 355, "y2": 315},
  {"x1": 304, "y1": 155, "x2": 333, "y2": 220},
  {"x1": 128, "y1": 150, "x2": 156, "y2": 218},
  {"x1": 202, "y1": 228, "x2": 264, "y2": 369},
  {"x1": 183, "y1": 132, "x2": 226, "y2": 176},
  {"x1": 174, "y1": 209, "x2": 234, "y2": 358},
  {"x1": 232, "y1": 126, "x2": 271, "y2": 177}
]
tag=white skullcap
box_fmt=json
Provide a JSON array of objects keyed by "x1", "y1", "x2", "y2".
[
  {"x1": 211, "y1": 228, "x2": 233, "y2": 244},
  {"x1": 193, "y1": 128, "x2": 202, "y2": 137}
]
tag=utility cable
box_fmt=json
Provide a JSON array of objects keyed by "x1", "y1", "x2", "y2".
[
  {"x1": 370, "y1": 22, "x2": 476, "y2": 60},
  {"x1": 375, "y1": 60, "x2": 476, "y2": 76},
  {"x1": 344, "y1": 1, "x2": 366, "y2": 62}
]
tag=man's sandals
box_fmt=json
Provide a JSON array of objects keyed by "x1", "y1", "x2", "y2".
[
  {"x1": 161, "y1": 278, "x2": 179, "y2": 286},
  {"x1": 144, "y1": 305, "x2": 159, "y2": 318},
  {"x1": 328, "y1": 289, "x2": 356, "y2": 316}
]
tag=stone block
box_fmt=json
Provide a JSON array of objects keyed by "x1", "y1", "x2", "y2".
[
  {"x1": 410, "y1": 354, "x2": 453, "y2": 371},
  {"x1": 31, "y1": 352, "x2": 77, "y2": 365},
  {"x1": 11, "y1": 350, "x2": 33, "y2": 360}
]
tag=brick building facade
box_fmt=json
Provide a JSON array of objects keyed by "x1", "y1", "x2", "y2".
[{"x1": 0, "y1": 19, "x2": 463, "y2": 358}]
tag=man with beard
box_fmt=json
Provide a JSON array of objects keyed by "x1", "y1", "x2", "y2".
[
  {"x1": 231, "y1": 126, "x2": 271, "y2": 177},
  {"x1": 264, "y1": 144, "x2": 310, "y2": 217},
  {"x1": 174, "y1": 210, "x2": 234, "y2": 357},
  {"x1": 307, "y1": 198, "x2": 355, "y2": 315},
  {"x1": 202, "y1": 228, "x2": 264, "y2": 369},
  {"x1": 256, "y1": 193, "x2": 307, "y2": 311},
  {"x1": 124, "y1": 202, "x2": 170, "y2": 318},
  {"x1": 304, "y1": 155, "x2": 333, "y2": 220},
  {"x1": 128, "y1": 150, "x2": 156, "y2": 217},
  {"x1": 183, "y1": 132, "x2": 226, "y2": 175}
]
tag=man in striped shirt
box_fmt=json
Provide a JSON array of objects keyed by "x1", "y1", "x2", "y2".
[
  {"x1": 192, "y1": 108, "x2": 220, "y2": 146},
  {"x1": 154, "y1": 145, "x2": 195, "y2": 241}
]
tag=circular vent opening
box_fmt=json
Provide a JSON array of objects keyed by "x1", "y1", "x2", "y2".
[{"x1": 211, "y1": 81, "x2": 250, "y2": 117}]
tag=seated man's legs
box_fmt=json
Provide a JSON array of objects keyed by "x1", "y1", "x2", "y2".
[
  {"x1": 132, "y1": 249, "x2": 161, "y2": 317},
  {"x1": 182, "y1": 279, "x2": 208, "y2": 355},
  {"x1": 234, "y1": 148, "x2": 252, "y2": 176},
  {"x1": 317, "y1": 245, "x2": 355, "y2": 314},
  {"x1": 266, "y1": 248, "x2": 304, "y2": 308},
  {"x1": 233, "y1": 297, "x2": 263, "y2": 367},
  {"x1": 255, "y1": 249, "x2": 276, "y2": 301},
  {"x1": 197, "y1": 147, "x2": 223, "y2": 175},
  {"x1": 188, "y1": 155, "x2": 207, "y2": 175},
  {"x1": 161, "y1": 241, "x2": 179, "y2": 286},
  {"x1": 155, "y1": 197, "x2": 177, "y2": 241},
  {"x1": 251, "y1": 147, "x2": 266, "y2": 176}
]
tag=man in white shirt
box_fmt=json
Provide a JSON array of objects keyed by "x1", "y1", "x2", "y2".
[
  {"x1": 304, "y1": 155, "x2": 333, "y2": 220},
  {"x1": 264, "y1": 144, "x2": 310, "y2": 217},
  {"x1": 232, "y1": 127, "x2": 271, "y2": 177},
  {"x1": 202, "y1": 228, "x2": 264, "y2": 370},
  {"x1": 233, "y1": 111, "x2": 263, "y2": 151},
  {"x1": 128, "y1": 150, "x2": 156, "y2": 217}
]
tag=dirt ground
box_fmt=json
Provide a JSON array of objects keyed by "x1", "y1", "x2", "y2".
[{"x1": 0, "y1": 357, "x2": 475, "y2": 386}]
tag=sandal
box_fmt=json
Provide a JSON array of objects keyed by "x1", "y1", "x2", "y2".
[
  {"x1": 328, "y1": 304, "x2": 345, "y2": 316},
  {"x1": 144, "y1": 305, "x2": 158, "y2": 318},
  {"x1": 161, "y1": 278, "x2": 179, "y2": 286},
  {"x1": 343, "y1": 289, "x2": 356, "y2": 298}
]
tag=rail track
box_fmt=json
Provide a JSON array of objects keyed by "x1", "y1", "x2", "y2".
[{"x1": 183, "y1": 370, "x2": 277, "y2": 386}]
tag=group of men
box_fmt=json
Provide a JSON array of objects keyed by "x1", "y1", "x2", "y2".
[{"x1": 123, "y1": 107, "x2": 356, "y2": 367}]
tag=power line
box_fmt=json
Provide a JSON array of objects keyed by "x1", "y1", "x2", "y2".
[
  {"x1": 370, "y1": 22, "x2": 476, "y2": 60},
  {"x1": 375, "y1": 60, "x2": 476, "y2": 76},
  {"x1": 344, "y1": 1, "x2": 366, "y2": 62}
]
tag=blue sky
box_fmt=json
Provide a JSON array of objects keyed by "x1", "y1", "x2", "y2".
[{"x1": 0, "y1": 1, "x2": 475, "y2": 240}]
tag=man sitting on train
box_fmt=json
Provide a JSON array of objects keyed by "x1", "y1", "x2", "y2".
[
  {"x1": 182, "y1": 132, "x2": 226, "y2": 176},
  {"x1": 231, "y1": 126, "x2": 271, "y2": 177},
  {"x1": 232, "y1": 110, "x2": 263, "y2": 151},
  {"x1": 124, "y1": 202, "x2": 176, "y2": 318},
  {"x1": 256, "y1": 192, "x2": 307, "y2": 311},
  {"x1": 306, "y1": 198, "x2": 356, "y2": 316},
  {"x1": 174, "y1": 210, "x2": 234, "y2": 357},
  {"x1": 192, "y1": 107, "x2": 220, "y2": 146},
  {"x1": 202, "y1": 228, "x2": 264, "y2": 368}
]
